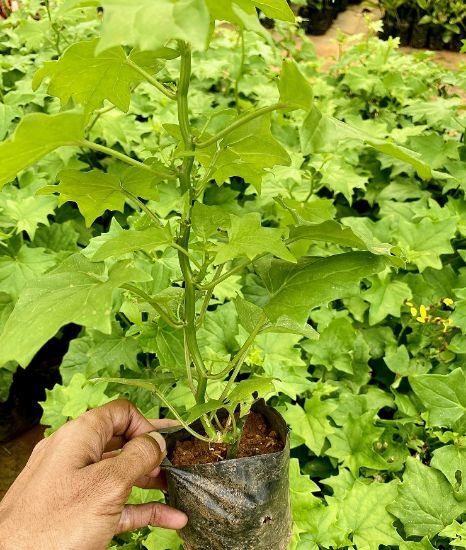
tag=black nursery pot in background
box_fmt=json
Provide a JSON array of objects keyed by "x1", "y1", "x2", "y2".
[{"x1": 162, "y1": 401, "x2": 291, "y2": 550}]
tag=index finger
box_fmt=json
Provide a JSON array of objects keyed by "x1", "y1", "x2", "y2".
[{"x1": 55, "y1": 399, "x2": 156, "y2": 467}]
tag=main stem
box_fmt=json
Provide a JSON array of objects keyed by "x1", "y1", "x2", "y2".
[{"x1": 175, "y1": 42, "x2": 216, "y2": 439}]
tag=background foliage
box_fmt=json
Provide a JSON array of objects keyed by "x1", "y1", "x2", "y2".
[{"x1": 1, "y1": 1, "x2": 466, "y2": 549}]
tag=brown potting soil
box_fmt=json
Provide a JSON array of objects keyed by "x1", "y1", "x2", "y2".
[{"x1": 171, "y1": 411, "x2": 284, "y2": 466}]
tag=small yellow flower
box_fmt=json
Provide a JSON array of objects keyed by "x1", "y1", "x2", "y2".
[
  {"x1": 440, "y1": 318, "x2": 453, "y2": 332},
  {"x1": 410, "y1": 307, "x2": 418, "y2": 317},
  {"x1": 405, "y1": 301, "x2": 414, "y2": 307},
  {"x1": 443, "y1": 298, "x2": 454, "y2": 306},
  {"x1": 416, "y1": 304, "x2": 428, "y2": 323}
]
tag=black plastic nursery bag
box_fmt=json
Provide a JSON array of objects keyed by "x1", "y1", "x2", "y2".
[{"x1": 162, "y1": 400, "x2": 292, "y2": 550}]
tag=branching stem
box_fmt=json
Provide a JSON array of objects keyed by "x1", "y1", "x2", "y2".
[
  {"x1": 80, "y1": 140, "x2": 157, "y2": 173},
  {"x1": 121, "y1": 284, "x2": 182, "y2": 329},
  {"x1": 195, "y1": 103, "x2": 287, "y2": 149},
  {"x1": 125, "y1": 58, "x2": 177, "y2": 100}
]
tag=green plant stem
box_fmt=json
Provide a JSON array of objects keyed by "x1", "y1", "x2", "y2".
[
  {"x1": 92, "y1": 378, "x2": 211, "y2": 442},
  {"x1": 178, "y1": 226, "x2": 208, "y2": 382},
  {"x1": 125, "y1": 58, "x2": 177, "y2": 100},
  {"x1": 177, "y1": 41, "x2": 195, "y2": 196},
  {"x1": 119, "y1": 185, "x2": 163, "y2": 228},
  {"x1": 44, "y1": 0, "x2": 62, "y2": 55},
  {"x1": 234, "y1": 30, "x2": 245, "y2": 113},
  {"x1": 207, "y1": 316, "x2": 267, "y2": 425},
  {"x1": 171, "y1": 242, "x2": 202, "y2": 270},
  {"x1": 199, "y1": 259, "x2": 251, "y2": 290},
  {"x1": 195, "y1": 102, "x2": 287, "y2": 149},
  {"x1": 174, "y1": 43, "x2": 216, "y2": 440},
  {"x1": 80, "y1": 140, "x2": 156, "y2": 173},
  {"x1": 196, "y1": 264, "x2": 224, "y2": 328},
  {"x1": 121, "y1": 284, "x2": 182, "y2": 329},
  {"x1": 85, "y1": 105, "x2": 115, "y2": 135}
]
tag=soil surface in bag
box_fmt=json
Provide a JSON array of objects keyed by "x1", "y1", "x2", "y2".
[
  {"x1": 171, "y1": 411, "x2": 283, "y2": 465},
  {"x1": 163, "y1": 401, "x2": 292, "y2": 550}
]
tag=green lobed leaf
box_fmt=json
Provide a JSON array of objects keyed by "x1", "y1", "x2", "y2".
[
  {"x1": 41, "y1": 168, "x2": 161, "y2": 226},
  {"x1": 278, "y1": 59, "x2": 313, "y2": 111},
  {"x1": 90, "y1": 226, "x2": 172, "y2": 262},
  {"x1": 215, "y1": 212, "x2": 295, "y2": 264},
  {"x1": 283, "y1": 395, "x2": 336, "y2": 455},
  {"x1": 33, "y1": 39, "x2": 159, "y2": 114},
  {"x1": 40, "y1": 373, "x2": 114, "y2": 433},
  {"x1": 226, "y1": 377, "x2": 275, "y2": 406},
  {"x1": 301, "y1": 107, "x2": 436, "y2": 180},
  {"x1": 260, "y1": 252, "x2": 388, "y2": 324},
  {"x1": 97, "y1": 0, "x2": 211, "y2": 53},
  {"x1": 431, "y1": 445, "x2": 466, "y2": 498},
  {"x1": 388, "y1": 457, "x2": 466, "y2": 537},
  {"x1": 0, "y1": 245, "x2": 57, "y2": 300},
  {"x1": 0, "y1": 112, "x2": 86, "y2": 189},
  {"x1": 196, "y1": 113, "x2": 291, "y2": 191},
  {"x1": 363, "y1": 276, "x2": 412, "y2": 325},
  {"x1": 288, "y1": 220, "x2": 394, "y2": 257},
  {"x1": 0, "y1": 255, "x2": 150, "y2": 367},
  {"x1": 326, "y1": 410, "x2": 387, "y2": 476},
  {"x1": 410, "y1": 368, "x2": 466, "y2": 429}
]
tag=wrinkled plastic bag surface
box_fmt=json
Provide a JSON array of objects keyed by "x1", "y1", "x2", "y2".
[{"x1": 162, "y1": 400, "x2": 291, "y2": 550}]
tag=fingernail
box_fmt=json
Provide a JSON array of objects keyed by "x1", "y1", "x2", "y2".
[{"x1": 148, "y1": 431, "x2": 167, "y2": 461}]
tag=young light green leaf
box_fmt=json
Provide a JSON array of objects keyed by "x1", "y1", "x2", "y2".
[
  {"x1": 431, "y1": 445, "x2": 466, "y2": 498},
  {"x1": 261, "y1": 252, "x2": 388, "y2": 324},
  {"x1": 334, "y1": 479, "x2": 406, "y2": 550},
  {"x1": 288, "y1": 221, "x2": 366, "y2": 248},
  {"x1": 226, "y1": 377, "x2": 275, "y2": 406},
  {"x1": 40, "y1": 373, "x2": 114, "y2": 433},
  {"x1": 97, "y1": 0, "x2": 211, "y2": 53},
  {"x1": 197, "y1": 114, "x2": 290, "y2": 191},
  {"x1": 253, "y1": 0, "x2": 294, "y2": 21},
  {"x1": 326, "y1": 411, "x2": 387, "y2": 476},
  {"x1": 215, "y1": 212, "x2": 295, "y2": 264},
  {"x1": 183, "y1": 400, "x2": 224, "y2": 424},
  {"x1": 301, "y1": 107, "x2": 436, "y2": 180},
  {"x1": 388, "y1": 457, "x2": 466, "y2": 537},
  {"x1": 33, "y1": 39, "x2": 158, "y2": 114},
  {"x1": 410, "y1": 368, "x2": 466, "y2": 429},
  {"x1": 0, "y1": 255, "x2": 150, "y2": 367},
  {"x1": 363, "y1": 277, "x2": 412, "y2": 325},
  {"x1": 0, "y1": 112, "x2": 85, "y2": 189},
  {"x1": 144, "y1": 526, "x2": 182, "y2": 550},
  {"x1": 0, "y1": 246, "x2": 57, "y2": 300},
  {"x1": 90, "y1": 226, "x2": 172, "y2": 262},
  {"x1": 41, "y1": 169, "x2": 160, "y2": 226},
  {"x1": 278, "y1": 60, "x2": 313, "y2": 111},
  {"x1": 283, "y1": 396, "x2": 336, "y2": 455}
]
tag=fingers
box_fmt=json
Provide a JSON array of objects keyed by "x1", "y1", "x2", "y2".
[
  {"x1": 58, "y1": 400, "x2": 158, "y2": 465},
  {"x1": 110, "y1": 432, "x2": 167, "y2": 487},
  {"x1": 148, "y1": 418, "x2": 181, "y2": 430},
  {"x1": 117, "y1": 502, "x2": 188, "y2": 533},
  {"x1": 133, "y1": 472, "x2": 168, "y2": 491},
  {"x1": 103, "y1": 419, "x2": 179, "y2": 452}
]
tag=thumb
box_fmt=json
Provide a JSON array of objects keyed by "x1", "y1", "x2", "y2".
[
  {"x1": 112, "y1": 431, "x2": 167, "y2": 486},
  {"x1": 117, "y1": 502, "x2": 188, "y2": 533}
]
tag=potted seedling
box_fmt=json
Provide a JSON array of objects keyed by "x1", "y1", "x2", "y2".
[{"x1": 0, "y1": 1, "x2": 435, "y2": 548}]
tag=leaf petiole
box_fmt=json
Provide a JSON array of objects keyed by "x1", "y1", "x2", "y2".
[{"x1": 195, "y1": 103, "x2": 288, "y2": 149}]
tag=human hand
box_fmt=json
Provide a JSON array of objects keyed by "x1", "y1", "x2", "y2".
[{"x1": 0, "y1": 399, "x2": 187, "y2": 550}]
